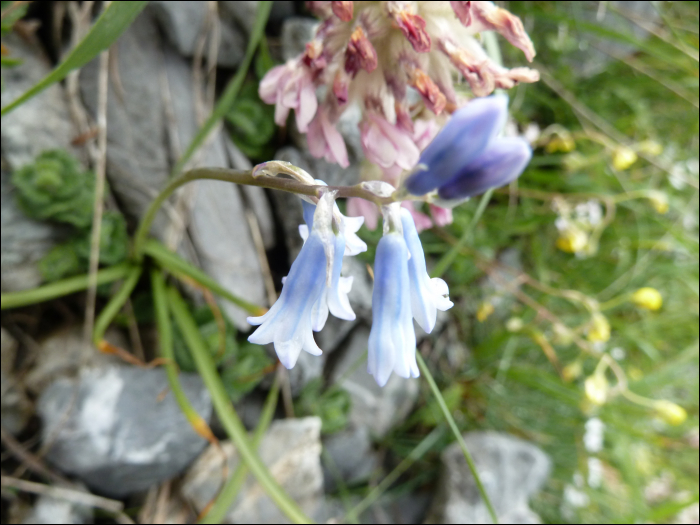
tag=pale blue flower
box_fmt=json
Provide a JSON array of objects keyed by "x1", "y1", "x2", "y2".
[
  {"x1": 247, "y1": 230, "x2": 327, "y2": 368},
  {"x1": 368, "y1": 231, "x2": 418, "y2": 387},
  {"x1": 405, "y1": 94, "x2": 531, "y2": 199},
  {"x1": 400, "y1": 208, "x2": 453, "y2": 333},
  {"x1": 248, "y1": 192, "x2": 349, "y2": 368}
]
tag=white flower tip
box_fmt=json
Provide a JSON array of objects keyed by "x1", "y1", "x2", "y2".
[
  {"x1": 247, "y1": 316, "x2": 263, "y2": 326},
  {"x1": 298, "y1": 224, "x2": 309, "y2": 241}
]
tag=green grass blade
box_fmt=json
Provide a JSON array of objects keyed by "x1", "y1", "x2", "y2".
[
  {"x1": 0, "y1": 263, "x2": 132, "y2": 310},
  {"x1": 199, "y1": 372, "x2": 281, "y2": 524},
  {"x1": 172, "y1": 1, "x2": 272, "y2": 175},
  {"x1": 416, "y1": 353, "x2": 498, "y2": 523},
  {"x1": 144, "y1": 239, "x2": 265, "y2": 315},
  {"x1": 345, "y1": 425, "x2": 445, "y2": 522},
  {"x1": 1, "y1": 1, "x2": 148, "y2": 116},
  {"x1": 166, "y1": 286, "x2": 312, "y2": 524},
  {"x1": 92, "y1": 265, "x2": 142, "y2": 345},
  {"x1": 431, "y1": 188, "x2": 494, "y2": 278},
  {"x1": 151, "y1": 268, "x2": 217, "y2": 442}
]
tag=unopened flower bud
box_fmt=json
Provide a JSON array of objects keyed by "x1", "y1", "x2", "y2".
[
  {"x1": 654, "y1": 400, "x2": 687, "y2": 426},
  {"x1": 612, "y1": 147, "x2": 638, "y2": 171},
  {"x1": 389, "y1": 6, "x2": 431, "y2": 53},
  {"x1": 632, "y1": 287, "x2": 663, "y2": 311},
  {"x1": 556, "y1": 227, "x2": 588, "y2": 254},
  {"x1": 546, "y1": 134, "x2": 575, "y2": 153},
  {"x1": 638, "y1": 140, "x2": 663, "y2": 156},
  {"x1": 506, "y1": 317, "x2": 524, "y2": 332},
  {"x1": 476, "y1": 302, "x2": 495, "y2": 322},
  {"x1": 585, "y1": 374, "x2": 609, "y2": 406},
  {"x1": 647, "y1": 191, "x2": 669, "y2": 214},
  {"x1": 587, "y1": 313, "x2": 611, "y2": 343},
  {"x1": 562, "y1": 361, "x2": 583, "y2": 382},
  {"x1": 409, "y1": 67, "x2": 446, "y2": 115}
]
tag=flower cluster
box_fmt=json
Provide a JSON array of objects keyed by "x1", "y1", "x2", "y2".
[
  {"x1": 260, "y1": 1, "x2": 539, "y2": 228},
  {"x1": 247, "y1": 182, "x2": 452, "y2": 386}
]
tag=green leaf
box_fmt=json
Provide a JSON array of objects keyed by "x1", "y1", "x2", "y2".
[
  {"x1": 12, "y1": 149, "x2": 95, "y2": 228},
  {"x1": 221, "y1": 342, "x2": 273, "y2": 403},
  {"x1": 1, "y1": 1, "x2": 148, "y2": 115},
  {"x1": 296, "y1": 379, "x2": 352, "y2": 435},
  {"x1": 1, "y1": 1, "x2": 28, "y2": 35}
]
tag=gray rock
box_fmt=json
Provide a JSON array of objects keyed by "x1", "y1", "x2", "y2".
[
  {"x1": 182, "y1": 416, "x2": 324, "y2": 523},
  {"x1": 219, "y1": 1, "x2": 259, "y2": 37},
  {"x1": 79, "y1": 11, "x2": 267, "y2": 329},
  {"x1": 37, "y1": 366, "x2": 211, "y2": 497},
  {"x1": 0, "y1": 34, "x2": 82, "y2": 170},
  {"x1": 1, "y1": 33, "x2": 80, "y2": 292},
  {"x1": 342, "y1": 256, "x2": 373, "y2": 322},
  {"x1": 330, "y1": 326, "x2": 419, "y2": 438},
  {"x1": 280, "y1": 17, "x2": 318, "y2": 61},
  {"x1": 149, "y1": 1, "x2": 245, "y2": 68},
  {"x1": 323, "y1": 424, "x2": 379, "y2": 492},
  {"x1": 426, "y1": 431, "x2": 551, "y2": 524},
  {"x1": 21, "y1": 486, "x2": 93, "y2": 525},
  {"x1": 223, "y1": 137, "x2": 275, "y2": 250},
  {"x1": 1, "y1": 327, "x2": 32, "y2": 435},
  {"x1": 24, "y1": 326, "x2": 125, "y2": 395}
]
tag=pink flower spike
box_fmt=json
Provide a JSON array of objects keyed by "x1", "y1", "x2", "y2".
[
  {"x1": 401, "y1": 201, "x2": 432, "y2": 232},
  {"x1": 347, "y1": 197, "x2": 379, "y2": 230},
  {"x1": 259, "y1": 59, "x2": 318, "y2": 132},
  {"x1": 413, "y1": 119, "x2": 440, "y2": 151},
  {"x1": 470, "y1": 1, "x2": 536, "y2": 61},
  {"x1": 331, "y1": 1, "x2": 354, "y2": 22},
  {"x1": 429, "y1": 204, "x2": 453, "y2": 227},
  {"x1": 450, "y1": 1, "x2": 472, "y2": 26},
  {"x1": 360, "y1": 112, "x2": 420, "y2": 177},
  {"x1": 345, "y1": 26, "x2": 378, "y2": 76},
  {"x1": 308, "y1": 107, "x2": 350, "y2": 168},
  {"x1": 387, "y1": 5, "x2": 431, "y2": 53}
]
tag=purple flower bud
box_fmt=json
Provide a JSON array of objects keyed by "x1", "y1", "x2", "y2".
[
  {"x1": 405, "y1": 94, "x2": 509, "y2": 195},
  {"x1": 437, "y1": 136, "x2": 531, "y2": 200}
]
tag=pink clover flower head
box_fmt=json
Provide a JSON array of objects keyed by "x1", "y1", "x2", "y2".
[
  {"x1": 360, "y1": 112, "x2": 420, "y2": 182},
  {"x1": 307, "y1": 107, "x2": 350, "y2": 168},
  {"x1": 406, "y1": 94, "x2": 531, "y2": 198},
  {"x1": 259, "y1": 58, "x2": 318, "y2": 133}
]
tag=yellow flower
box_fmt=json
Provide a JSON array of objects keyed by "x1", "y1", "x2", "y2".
[
  {"x1": 654, "y1": 400, "x2": 687, "y2": 426},
  {"x1": 476, "y1": 302, "x2": 495, "y2": 322},
  {"x1": 556, "y1": 227, "x2": 588, "y2": 254},
  {"x1": 647, "y1": 191, "x2": 669, "y2": 214},
  {"x1": 638, "y1": 140, "x2": 663, "y2": 156},
  {"x1": 587, "y1": 313, "x2": 611, "y2": 343},
  {"x1": 546, "y1": 134, "x2": 575, "y2": 154},
  {"x1": 632, "y1": 287, "x2": 663, "y2": 311},
  {"x1": 562, "y1": 361, "x2": 583, "y2": 382},
  {"x1": 612, "y1": 147, "x2": 638, "y2": 170},
  {"x1": 585, "y1": 374, "x2": 609, "y2": 406}
]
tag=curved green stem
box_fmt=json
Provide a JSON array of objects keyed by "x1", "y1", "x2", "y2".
[
  {"x1": 167, "y1": 286, "x2": 312, "y2": 524},
  {"x1": 151, "y1": 268, "x2": 216, "y2": 441},
  {"x1": 133, "y1": 168, "x2": 402, "y2": 260},
  {"x1": 92, "y1": 265, "x2": 142, "y2": 345},
  {"x1": 1, "y1": 263, "x2": 132, "y2": 310},
  {"x1": 416, "y1": 353, "x2": 498, "y2": 523}
]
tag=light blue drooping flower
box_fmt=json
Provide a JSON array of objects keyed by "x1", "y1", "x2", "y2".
[
  {"x1": 400, "y1": 208, "x2": 453, "y2": 333},
  {"x1": 368, "y1": 229, "x2": 418, "y2": 387},
  {"x1": 405, "y1": 94, "x2": 531, "y2": 200},
  {"x1": 248, "y1": 192, "x2": 345, "y2": 368}
]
